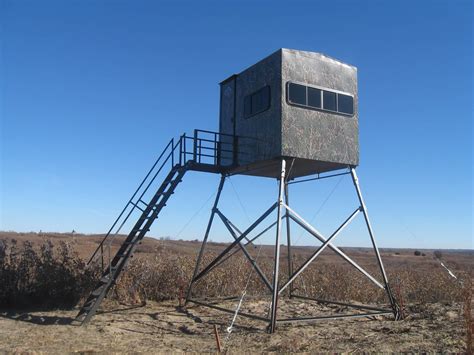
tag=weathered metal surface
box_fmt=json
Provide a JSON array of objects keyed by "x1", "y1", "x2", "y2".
[
  {"x1": 219, "y1": 48, "x2": 359, "y2": 178},
  {"x1": 220, "y1": 50, "x2": 282, "y2": 167},
  {"x1": 281, "y1": 49, "x2": 359, "y2": 170}
]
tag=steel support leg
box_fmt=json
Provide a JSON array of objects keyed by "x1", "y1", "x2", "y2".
[
  {"x1": 185, "y1": 175, "x2": 226, "y2": 304},
  {"x1": 269, "y1": 159, "x2": 286, "y2": 333},
  {"x1": 350, "y1": 168, "x2": 400, "y2": 318},
  {"x1": 284, "y1": 183, "x2": 293, "y2": 298}
]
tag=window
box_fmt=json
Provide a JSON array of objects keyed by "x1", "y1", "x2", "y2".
[
  {"x1": 337, "y1": 94, "x2": 354, "y2": 115},
  {"x1": 307, "y1": 87, "x2": 321, "y2": 108},
  {"x1": 287, "y1": 81, "x2": 354, "y2": 116},
  {"x1": 323, "y1": 91, "x2": 337, "y2": 111},
  {"x1": 288, "y1": 83, "x2": 306, "y2": 105},
  {"x1": 244, "y1": 86, "x2": 271, "y2": 118}
]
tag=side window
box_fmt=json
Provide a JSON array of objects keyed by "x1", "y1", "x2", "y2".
[
  {"x1": 307, "y1": 87, "x2": 321, "y2": 108},
  {"x1": 337, "y1": 94, "x2": 354, "y2": 115},
  {"x1": 288, "y1": 83, "x2": 306, "y2": 105},
  {"x1": 287, "y1": 81, "x2": 354, "y2": 116},
  {"x1": 323, "y1": 91, "x2": 337, "y2": 112},
  {"x1": 244, "y1": 86, "x2": 271, "y2": 118}
]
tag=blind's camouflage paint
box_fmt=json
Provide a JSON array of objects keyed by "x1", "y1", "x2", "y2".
[{"x1": 219, "y1": 49, "x2": 359, "y2": 179}]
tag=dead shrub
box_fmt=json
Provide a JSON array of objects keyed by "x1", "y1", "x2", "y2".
[
  {"x1": 0, "y1": 239, "x2": 98, "y2": 309},
  {"x1": 1, "y1": 239, "x2": 470, "y2": 312}
]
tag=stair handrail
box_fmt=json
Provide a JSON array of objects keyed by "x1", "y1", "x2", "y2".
[
  {"x1": 87, "y1": 129, "x2": 236, "y2": 268},
  {"x1": 87, "y1": 137, "x2": 178, "y2": 266}
]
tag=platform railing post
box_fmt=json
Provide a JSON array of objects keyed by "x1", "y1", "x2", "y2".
[
  {"x1": 185, "y1": 175, "x2": 226, "y2": 304},
  {"x1": 233, "y1": 135, "x2": 238, "y2": 167},
  {"x1": 179, "y1": 136, "x2": 183, "y2": 166},
  {"x1": 350, "y1": 167, "x2": 399, "y2": 317},
  {"x1": 171, "y1": 138, "x2": 174, "y2": 167},
  {"x1": 193, "y1": 129, "x2": 198, "y2": 162},
  {"x1": 269, "y1": 159, "x2": 286, "y2": 333}
]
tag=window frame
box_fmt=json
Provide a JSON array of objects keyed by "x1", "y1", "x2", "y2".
[
  {"x1": 244, "y1": 85, "x2": 271, "y2": 119},
  {"x1": 286, "y1": 81, "x2": 355, "y2": 117},
  {"x1": 336, "y1": 93, "x2": 354, "y2": 115}
]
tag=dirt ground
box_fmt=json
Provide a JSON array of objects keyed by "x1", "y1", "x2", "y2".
[{"x1": 0, "y1": 298, "x2": 468, "y2": 353}]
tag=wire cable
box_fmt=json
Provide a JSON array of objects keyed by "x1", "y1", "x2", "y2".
[
  {"x1": 293, "y1": 174, "x2": 345, "y2": 246},
  {"x1": 229, "y1": 177, "x2": 252, "y2": 224},
  {"x1": 174, "y1": 190, "x2": 217, "y2": 239}
]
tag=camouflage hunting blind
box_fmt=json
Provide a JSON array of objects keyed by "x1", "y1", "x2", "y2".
[
  {"x1": 219, "y1": 48, "x2": 358, "y2": 178},
  {"x1": 77, "y1": 49, "x2": 401, "y2": 333}
]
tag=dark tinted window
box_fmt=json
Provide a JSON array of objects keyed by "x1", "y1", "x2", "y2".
[
  {"x1": 307, "y1": 87, "x2": 321, "y2": 108},
  {"x1": 337, "y1": 94, "x2": 354, "y2": 115},
  {"x1": 244, "y1": 86, "x2": 271, "y2": 118},
  {"x1": 286, "y1": 82, "x2": 354, "y2": 117},
  {"x1": 323, "y1": 91, "x2": 337, "y2": 111},
  {"x1": 254, "y1": 86, "x2": 270, "y2": 113},
  {"x1": 288, "y1": 83, "x2": 306, "y2": 105},
  {"x1": 244, "y1": 96, "x2": 251, "y2": 117}
]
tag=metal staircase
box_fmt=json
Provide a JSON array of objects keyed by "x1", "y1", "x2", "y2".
[{"x1": 75, "y1": 130, "x2": 235, "y2": 325}]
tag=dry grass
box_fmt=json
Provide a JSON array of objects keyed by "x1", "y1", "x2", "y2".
[
  {"x1": 0, "y1": 232, "x2": 472, "y2": 352},
  {"x1": 463, "y1": 275, "x2": 473, "y2": 355},
  {"x1": 0, "y1": 236, "x2": 470, "y2": 307}
]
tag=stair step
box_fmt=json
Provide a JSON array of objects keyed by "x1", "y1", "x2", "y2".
[
  {"x1": 76, "y1": 162, "x2": 187, "y2": 325},
  {"x1": 81, "y1": 305, "x2": 92, "y2": 312},
  {"x1": 91, "y1": 286, "x2": 106, "y2": 297},
  {"x1": 83, "y1": 299, "x2": 95, "y2": 308},
  {"x1": 76, "y1": 312, "x2": 86, "y2": 319}
]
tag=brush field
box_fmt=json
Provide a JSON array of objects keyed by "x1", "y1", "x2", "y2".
[{"x1": 0, "y1": 231, "x2": 472, "y2": 353}]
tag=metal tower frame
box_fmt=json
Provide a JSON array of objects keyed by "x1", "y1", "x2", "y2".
[
  {"x1": 77, "y1": 129, "x2": 400, "y2": 330},
  {"x1": 186, "y1": 159, "x2": 401, "y2": 333}
]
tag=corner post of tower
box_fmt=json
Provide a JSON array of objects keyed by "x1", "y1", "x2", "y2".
[
  {"x1": 269, "y1": 159, "x2": 287, "y2": 333},
  {"x1": 284, "y1": 182, "x2": 294, "y2": 298},
  {"x1": 349, "y1": 167, "x2": 400, "y2": 318}
]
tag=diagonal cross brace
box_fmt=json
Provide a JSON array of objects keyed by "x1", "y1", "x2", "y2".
[
  {"x1": 285, "y1": 203, "x2": 385, "y2": 290},
  {"x1": 192, "y1": 202, "x2": 278, "y2": 284},
  {"x1": 278, "y1": 207, "x2": 361, "y2": 294},
  {"x1": 215, "y1": 209, "x2": 273, "y2": 292},
  {"x1": 226, "y1": 218, "x2": 255, "y2": 246},
  {"x1": 209, "y1": 218, "x2": 282, "y2": 273}
]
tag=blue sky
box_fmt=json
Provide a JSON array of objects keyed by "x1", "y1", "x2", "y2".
[{"x1": 1, "y1": 0, "x2": 472, "y2": 249}]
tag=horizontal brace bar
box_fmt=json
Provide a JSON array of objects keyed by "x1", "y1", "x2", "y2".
[
  {"x1": 214, "y1": 148, "x2": 234, "y2": 153},
  {"x1": 130, "y1": 202, "x2": 145, "y2": 212},
  {"x1": 194, "y1": 129, "x2": 235, "y2": 138},
  {"x1": 291, "y1": 295, "x2": 392, "y2": 313},
  {"x1": 194, "y1": 153, "x2": 216, "y2": 158},
  {"x1": 187, "y1": 299, "x2": 269, "y2": 322},
  {"x1": 194, "y1": 145, "x2": 218, "y2": 151},
  {"x1": 288, "y1": 171, "x2": 351, "y2": 185},
  {"x1": 190, "y1": 295, "x2": 241, "y2": 305},
  {"x1": 276, "y1": 311, "x2": 393, "y2": 324}
]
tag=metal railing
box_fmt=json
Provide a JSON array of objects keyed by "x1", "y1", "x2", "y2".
[{"x1": 87, "y1": 129, "x2": 237, "y2": 270}]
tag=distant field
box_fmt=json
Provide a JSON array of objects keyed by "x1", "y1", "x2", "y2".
[{"x1": 1, "y1": 230, "x2": 472, "y2": 269}]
